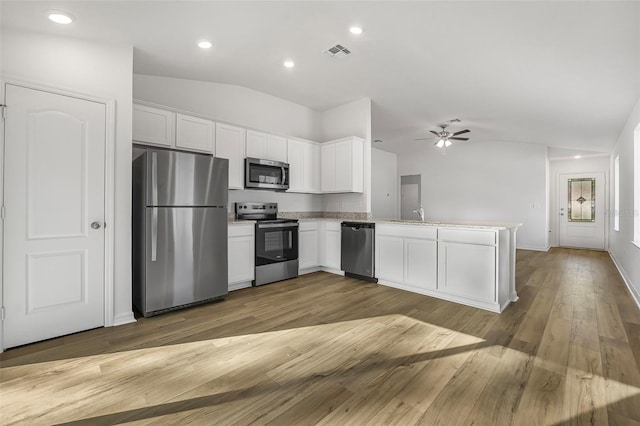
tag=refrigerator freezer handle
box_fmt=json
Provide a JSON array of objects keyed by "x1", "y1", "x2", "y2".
[
  {"x1": 151, "y1": 207, "x2": 158, "y2": 262},
  {"x1": 151, "y1": 151, "x2": 158, "y2": 205}
]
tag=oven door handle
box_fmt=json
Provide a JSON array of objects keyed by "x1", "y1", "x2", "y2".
[{"x1": 258, "y1": 223, "x2": 299, "y2": 229}]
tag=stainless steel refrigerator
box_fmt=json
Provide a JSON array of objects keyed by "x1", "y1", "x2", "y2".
[{"x1": 132, "y1": 146, "x2": 229, "y2": 317}]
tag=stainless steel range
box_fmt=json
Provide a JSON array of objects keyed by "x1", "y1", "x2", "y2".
[{"x1": 235, "y1": 202, "x2": 299, "y2": 286}]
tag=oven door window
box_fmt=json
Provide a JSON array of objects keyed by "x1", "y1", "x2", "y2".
[
  {"x1": 256, "y1": 226, "x2": 298, "y2": 265},
  {"x1": 249, "y1": 164, "x2": 283, "y2": 185}
]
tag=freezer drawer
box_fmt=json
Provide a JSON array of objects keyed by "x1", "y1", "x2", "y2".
[{"x1": 137, "y1": 206, "x2": 228, "y2": 315}]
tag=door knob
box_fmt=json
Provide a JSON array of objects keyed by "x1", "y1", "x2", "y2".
[{"x1": 91, "y1": 221, "x2": 102, "y2": 229}]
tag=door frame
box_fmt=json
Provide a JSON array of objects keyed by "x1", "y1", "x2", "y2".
[
  {"x1": 0, "y1": 78, "x2": 117, "y2": 351},
  {"x1": 555, "y1": 170, "x2": 608, "y2": 250}
]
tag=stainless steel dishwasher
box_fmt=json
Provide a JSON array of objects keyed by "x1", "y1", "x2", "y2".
[{"x1": 341, "y1": 222, "x2": 377, "y2": 282}]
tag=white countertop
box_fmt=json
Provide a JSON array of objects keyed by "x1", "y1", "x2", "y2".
[{"x1": 296, "y1": 217, "x2": 522, "y2": 230}]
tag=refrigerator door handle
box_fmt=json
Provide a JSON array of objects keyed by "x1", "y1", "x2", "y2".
[
  {"x1": 151, "y1": 207, "x2": 158, "y2": 261},
  {"x1": 151, "y1": 151, "x2": 158, "y2": 205}
]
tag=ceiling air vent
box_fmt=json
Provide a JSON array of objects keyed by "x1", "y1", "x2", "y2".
[{"x1": 323, "y1": 44, "x2": 351, "y2": 58}]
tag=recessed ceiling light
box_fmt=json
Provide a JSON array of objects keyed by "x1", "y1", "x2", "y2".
[
  {"x1": 198, "y1": 41, "x2": 212, "y2": 49},
  {"x1": 48, "y1": 11, "x2": 74, "y2": 24},
  {"x1": 283, "y1": 60, "x2": 295, "y2": 68},
  {"x1": 349, "y1": 26, "x2": 363, "y2": 35},
  {"x1": 574, "y1": 155, "x2": 582, "y2": 159}
]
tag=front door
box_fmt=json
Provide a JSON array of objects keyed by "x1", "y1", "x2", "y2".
[
  {"x1": 558, "y1": 172, "x2": 606, "y2": 250},
  {"x1": 3, "y1": 84, "x2": 106, "y2": 349}
]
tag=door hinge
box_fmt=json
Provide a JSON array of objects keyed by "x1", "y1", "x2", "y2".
[
  {"x1": 0, "y1": 104, "x2": 6, "y2": 119},
  {"x1": 0, "y1": 206, "x2": 5, "y2": 220}
]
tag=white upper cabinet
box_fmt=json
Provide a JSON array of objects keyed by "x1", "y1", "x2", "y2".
[
  {"x1": 175, "y1": 113, "x2": 215, "y2": 153},
  {"x1": 288, "y1": 138, "x2": 320, "y2": 194},
  {"x1": 246, "y1": 130, "x2": 287, "y2": 163},
  {"x1": 133, "y1": 104, "x2": 175, "y2": 147},
  {"x1": 320, "y1": 136, "x2": 364, "y2": 193},
  {"x1": 215, "y1": 123, "x2": 246, "y2": 190}
]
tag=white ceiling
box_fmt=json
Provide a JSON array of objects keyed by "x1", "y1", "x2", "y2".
[{"x1": 2, "y1": 1, "x2": 639, "y2": 155}]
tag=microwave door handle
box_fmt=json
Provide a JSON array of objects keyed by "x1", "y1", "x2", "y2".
[{"x1": 281, "y1": 166, "x2": 286, "y2": 185}]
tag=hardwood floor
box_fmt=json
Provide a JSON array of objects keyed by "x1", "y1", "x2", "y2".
[{"x1": 1, "y1": 248, "x2": 639, "y2": 425}]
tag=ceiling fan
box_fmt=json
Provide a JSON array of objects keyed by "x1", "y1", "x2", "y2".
[{"x1": 416, "y1": 122, "x2": 471, "y2": 148}]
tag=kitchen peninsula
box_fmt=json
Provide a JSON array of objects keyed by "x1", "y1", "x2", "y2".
[{"x1": 289, "y1": 216, "x2": 521, "y2": 313}]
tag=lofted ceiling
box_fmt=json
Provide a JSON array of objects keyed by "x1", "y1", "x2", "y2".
[{"x1": 2, "y1": 1, "x2": 639, "y2": 155}]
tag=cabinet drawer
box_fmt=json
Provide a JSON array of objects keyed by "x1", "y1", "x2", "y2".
[
  {"x1": 438, "y1": 228, "x2": 496, "y2": 245},
  {"x1": 376, "y1": 224, "x2": 437, "y2": 240},
  {"x1": 228, "y1": 223, "x2": 254, "y2": 237},
  {"x1": 299, "y1": 221, "x2": 319, "y2": 232}
]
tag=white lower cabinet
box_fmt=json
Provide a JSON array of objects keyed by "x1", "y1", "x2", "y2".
[
  {"x1": 228, "y1": 223, "x2": 254, "y2": 290},
  {"x1": 404, "y1": 238, "x2": 437, "y2": 290},
  {"x1": 437, "y1": 241, "x2": 496, "y2": 303},
  {"x1": 299, "y1": 221, "x2": 319, "y2": 271},
  {"x1": 376, "y1": 235, "x2": 404, "y2": 283},
  {"x1": 376, "y1": 224, "x2": 437, "y2": 292},
  {"x1": 320, "y1": 221, "x2": 342, "y2": 271}
]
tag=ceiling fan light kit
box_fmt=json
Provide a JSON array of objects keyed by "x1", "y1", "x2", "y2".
[{"x1": 416, "y1": 121, "x2": 471, "y2": 148}]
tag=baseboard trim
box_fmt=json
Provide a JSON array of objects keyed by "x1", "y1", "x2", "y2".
[
  {"x1": 112, "y1": 311, "x2": 136, "y2": 326},
  {"x1": 609, "y1": 251, "x2": 640, "y2": 311},
  {"x1": 229, "y1": 281, "x2": 252, "y2": 291},
  {"x1": 516, "y1": 245, "x2": 550, "y2": 252}
]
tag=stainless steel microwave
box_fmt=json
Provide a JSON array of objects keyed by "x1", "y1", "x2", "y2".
[{"x1": 245, "y1": 157, "x2": 289, "y2": 191}]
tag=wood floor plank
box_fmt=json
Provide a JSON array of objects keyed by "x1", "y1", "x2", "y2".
[{"x1": 1, "y1": 248, "x2": 639, "y2": 425}]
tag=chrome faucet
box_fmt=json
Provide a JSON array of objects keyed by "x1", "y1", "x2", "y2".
[{"x1": 412, "y1": 205, "x2": 425, "y2": 222}]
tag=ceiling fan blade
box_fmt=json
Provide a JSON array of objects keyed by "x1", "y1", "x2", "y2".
[
  {"x1": 429, "y1": 130, "x2": 440, "y2": 137},
  {"x1": 414, "y1": 137, "x2": 433, "y2": 141},
  {"x1": 450, "y1": 137, "x2": 469, "y2": 141},
  {"x1": 451, "y1": 129, "x2": 470, "y2": 136}
]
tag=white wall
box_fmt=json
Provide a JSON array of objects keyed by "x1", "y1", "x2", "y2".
[
  {"x1": 319, "y1": 98, "x2": 372, "y2": 213},
  {"x1": 133, "y1": 74, "x2": 323, "y2": 212},
  {"x1": 609, "y1": 96, "x2": 640, "y2": 307},
  {"x1": 1, "y1": 29, "x2": 134, "y2": 326},
  {"x1": 371, "y1": 148, "x2": 398, "y2": 218},
  {"x1": 548, "y1": 155, "x2": 610, "y2": 247},
  {"x1": 397, "y1": 141, "x2": 548, "y2": 250}
]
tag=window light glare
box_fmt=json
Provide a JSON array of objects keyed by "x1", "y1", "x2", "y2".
[
  {"x1": 349, "y1": 26, "x2": 363, "y2": 35},
  {"x1": 283, "y1": 60, "x2": 295, "y2": 68},
  {"x1": 198, "y1": 41, "x2": 212, "y2": 49},
  {"x1": 48, "y1": 12, "x2": 74, "y2": 24}
]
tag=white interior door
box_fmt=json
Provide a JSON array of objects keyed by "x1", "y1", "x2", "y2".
[
  {"x1": 558, "y1": 172, "x2": 605, "y2": 250},
  {"x1": 3, "y1": 84, "x2": 106, "y2": 349},
  {"x1": 401, "y1": 183, "x2": 419, "y2": 220}
]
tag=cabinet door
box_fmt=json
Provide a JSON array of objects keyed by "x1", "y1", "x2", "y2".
[
  {"x1": 176, "y1": 113, "x2": 214, "y2": 153},
  {"x1": 376, "y1": 235, "x2": 404, "y2": 283},
  {"x1": 228, "y1": 235, "x2": 255, "y2": 284},
  {"x1": 304, "y1": 142, "x2": 320, "y2": 193},
  {"x1": 325, "y1": 230, "x2": 341, "y2": 270},
  {"x1": 216, "y1": 123, "x2": 246, "y2": 190},
  {"x1": 267, "y1": 134, "x2": 287, "y2": 162},
  {"x1": 246, "y1": 130, "x2": 267, "y2": 159},
  {"x1": 404, "y1": 238, "x2": 437, "y2": 290},
  {"x1": 299, "y1": 230, "x2": 319, "y2": 269},
  {"x1": 287, "y1": 139, "x2": 304, "y2": 192},
  {"x1": 133, "y1": 104, "x2": 175, "y2": 147},
  {"x1": 334, "y1": 140, "x2": 352, "y2": 192},
  {"x1": 320, "y1": 143, "x2": 335, "y2": 192},
  {"x1": 438, "y1": 242, "x2": 496, "y2": 302}
]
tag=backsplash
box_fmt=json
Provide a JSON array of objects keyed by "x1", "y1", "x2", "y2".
[{"x1": 279, "y1": 211, "x2": 372, "y2": 220}]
